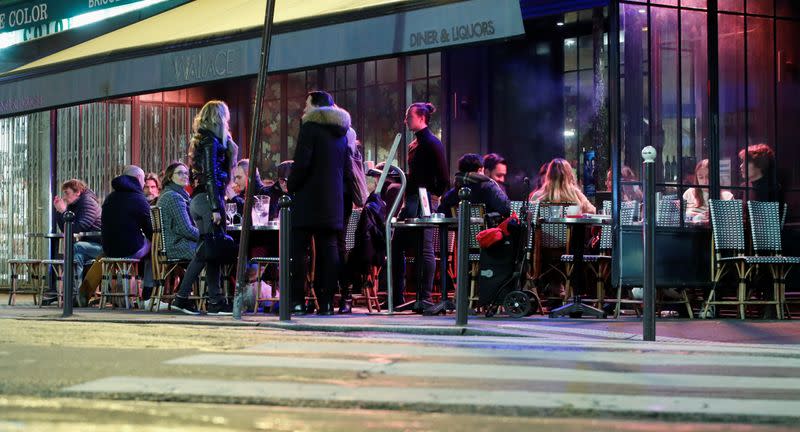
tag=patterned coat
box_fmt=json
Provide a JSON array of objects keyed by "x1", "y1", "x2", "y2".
[{"x1": 157, "y1": 183, "x2": 199, "y2": 260}]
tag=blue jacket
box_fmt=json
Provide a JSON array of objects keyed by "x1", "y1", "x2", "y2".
[{"x1": 56, "y1": 189, "x2": 102, "y2": 244}]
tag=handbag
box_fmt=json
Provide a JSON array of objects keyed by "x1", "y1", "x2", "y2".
[{"x1": 202, "y1": 225, "x2": 237, "y2": 263}]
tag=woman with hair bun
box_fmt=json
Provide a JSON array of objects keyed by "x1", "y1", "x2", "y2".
[{"x1": 391, "y1": 102, "x2": 450, "y2": 311}]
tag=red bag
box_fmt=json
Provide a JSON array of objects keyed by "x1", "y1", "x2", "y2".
[{"x1": 476, "y1": 228, "x2": 504, "y2": 249}]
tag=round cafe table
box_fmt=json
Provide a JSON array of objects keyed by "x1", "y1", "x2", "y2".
[{"x1": 541, "y1": 215, "x2": 610, "y2": 318}]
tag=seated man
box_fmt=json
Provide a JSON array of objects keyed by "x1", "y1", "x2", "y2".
[
  {"x1": 98, "y1": 165, "x2": 155, "y2": 305},
  {"x1": 264, "y1": 160, "x2": 293, "y2": 221},
  {"x1": 438, "y1": 153, "x2": 511, "y2": 218},
  {"x1": 43, "y1": 179, "x2": 103, "y2": 305},
  {"x1": 227, "y1": 159, "x2": 270, "y2": 217}
]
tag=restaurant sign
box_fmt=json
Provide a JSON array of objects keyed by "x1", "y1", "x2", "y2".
[{"x1": 0, "y1": 0, "x2": 141, "y2": 44}]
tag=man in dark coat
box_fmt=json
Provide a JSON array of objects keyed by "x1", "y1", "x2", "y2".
[
  {"x1": 439, "y1": 153, "x2": 511, "y2": 218},
  {"x1": 43, "y1": 178, "x2": 103, "y2": 305},
  {"x1": 228, "y1": 158, "x2": 271, "y2": 218},
  {"x1": 101, "y1": 165, "x2": 154, "y2": 299},
  {"x1": 287, "y1": 90, "x2": 354, "y2": 315}
]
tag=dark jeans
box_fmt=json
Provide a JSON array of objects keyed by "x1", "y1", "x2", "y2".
[
  {"x1": 176, "y1": 193, "x2": 224, "y2": 304},
  {"x1": 391, "y1": 226, "x2": 435, "y2": 305},
  {"x1": 291, "y1": 228, "x2": 340, "y2": 308}
]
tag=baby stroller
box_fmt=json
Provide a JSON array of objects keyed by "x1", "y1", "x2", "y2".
[{"x1": 478, "y1": 200, "x2": 542, "y2": 318}]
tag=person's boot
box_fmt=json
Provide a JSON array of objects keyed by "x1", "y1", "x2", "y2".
[{"x1": 338, "y1": 298, "x2": 352, "y2": 314}]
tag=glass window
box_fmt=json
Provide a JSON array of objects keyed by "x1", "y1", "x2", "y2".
[
  {"x1": 377, "y1": 58, "x2": 398, "y2": 84},
  {"x1": 364, "y1": 61, "x2": 376, "y2": 86},
  {"x1": 777, "y1": 0, "x2": 800, "y2": 17},
  {"x1": 681, "y1": 0, "x2": 707, "y2": 9},
  {"x1": 746, "y1": 0, "x2": 773, "y2": 15},
  {"x1": 429, "y1": 53, "x2": 441, "y2": 76},
  {"x1": 718, "y1": 0, "x2": 743, "y2": 12},
  {"x1": 651, "y1": 6, "x2": 680, "y2": 184},
  {"x1": 651, "y1": 0, "x2": 678, "y2": 5},
  {"x1": 777, "y1": 19, "x2": 800, "y2": 222},
  {"x1": 681, "y1": 9, "x2": 709, "y2": 185},
  {"x1": 407, "y1": 54, "x2": 427, "y2": 80},
  {"x1": 578, "y1": 35, "x2": 593, "y2": 69},
  {"x1": 564, "y1": 38, "x2": 578, "y2": 71},
  {"x1": 717, "y1": 13, "x2": 745, "y2": 188},
  {"x1": 621, "y1": 3, "x2": 650, "y2": 180},
  {"x1": 746, "y1": 16, "x2": 775, "y2": 149}
]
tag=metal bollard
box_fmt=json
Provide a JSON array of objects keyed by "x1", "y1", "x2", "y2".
[
  {"x1": 278, "y1": 195, "x2": 292, "y2": 321},
  {"x1": 455, "y1": 187, "x2": 471, "y2": 326},
  {"x1": 642, "y1": 146, "x2": 657, "y2": 341},
  {"x1": 62, "y1": 211, "x2": 75, "y2": 318}
]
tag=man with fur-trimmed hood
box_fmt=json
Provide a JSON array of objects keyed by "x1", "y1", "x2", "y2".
[{"x1": 287, "y1": 90, "x2": 355, "y2": 315}]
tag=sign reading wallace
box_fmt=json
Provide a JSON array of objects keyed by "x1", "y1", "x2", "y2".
[{"x1": 0, "y1": 0, "x2": 140, "y2": 39}]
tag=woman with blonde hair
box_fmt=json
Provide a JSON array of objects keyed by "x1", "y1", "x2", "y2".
[
  {"x1": 684, "y1": 159, "x2": 733, "y2": 222},
  {"x1": 530, "y1": 158, "x2": 596, "y2": 214},
  {"x1": 172, "y1": 100, "x2": 238, "y2": 316}
]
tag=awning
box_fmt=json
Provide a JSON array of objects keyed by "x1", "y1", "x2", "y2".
[{"x1": 0, "y1": 0, "x2": 525, "y2": 117}]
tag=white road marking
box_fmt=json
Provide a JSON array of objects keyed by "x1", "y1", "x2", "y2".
[
  {"x1": 165, "y1": 354, "x2": 800, "y2": 390},
  {"x1": 64, "y1": 376, "x2": 800, "y2": 418}
]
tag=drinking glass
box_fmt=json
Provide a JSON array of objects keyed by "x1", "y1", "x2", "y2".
[{"x1": 225, "y1": 203, "x2": 237, "y2": 225}]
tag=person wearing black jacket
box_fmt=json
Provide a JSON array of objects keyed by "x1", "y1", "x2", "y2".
[
  {"x1": 392, "y1": 102, "x2": 450, "y2": 311},
  {"x1": 439, "y1": 153, "x2": 511, "y2": 218},
  {"x1": 43, "y1": 179, "x2": 103, "y2": 305},
  {"x1": 288, "y1": 91, "x2": 355, "y2": 315},
  {"x1": 228, "y1": 158, "x2": 270, "y2": 218},
  {"x1": 172, "y1": 100, "x2": 238, "y2": 316},
  {"x1": 101, "y1": 165, "x2": 155, "y2": 301}
]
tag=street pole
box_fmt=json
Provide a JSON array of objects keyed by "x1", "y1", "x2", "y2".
[
  {"x1": 642, "y1": 146, "x2": 657, "y2": 341},
  {"x1": 233, "y1": 0, "x2": 277, "y2": 319},
  {"x1": 62, "y1": 211, "x2": 75, "y2": 318},
  {"x1": 278, "y1": 195, "x2": 292, "y2": 321},
  {"x1": 455, "y1": 187, "x2": 471, "y2": 326}
]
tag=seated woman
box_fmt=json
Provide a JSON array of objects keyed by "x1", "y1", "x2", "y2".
[
  {"x1": 683, "y1": 159, "x2": 733, "y2": 223},
  {"x1": 604, "y1": 165, "x2": 643, "y2": 204},
  {"x1": 530, "y1": 158, "x2": 596, "y2": 214},
  {"x1": 157, "y1": 162, "x2": 199, "y2": 260}
]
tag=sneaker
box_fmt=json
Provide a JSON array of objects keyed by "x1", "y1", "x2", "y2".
[
  {"x1": 141, "y1": 298, "x2": 171, "y2": 311},
  {"x1": 207, "y1": 301, "x2": 233, "y2": 316},
  {"x1": 171, "y1": 297, "x2": 200, "y2": 315}
]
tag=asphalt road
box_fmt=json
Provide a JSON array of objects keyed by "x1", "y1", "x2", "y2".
[{"x1": 1, "y1": 319, "x2": 799, "y2": 431}]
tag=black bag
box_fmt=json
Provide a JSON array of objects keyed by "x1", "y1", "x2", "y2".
[{"x1": 202, "y1": 226, "x2": 237, "y2": 263}]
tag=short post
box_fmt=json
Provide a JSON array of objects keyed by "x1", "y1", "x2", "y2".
[
  {"x1": 278, "y1": 195, "x2": 292, "y2": 321},
  {"x1": 455, "y1": 187, "x2": 471, "y2": 326},
  {"x1": 62, "y1": 211, "x2": 75, "y2": 318},
  {"x1": 642, "y1": 146, "x2": 657, "y2": 341}
]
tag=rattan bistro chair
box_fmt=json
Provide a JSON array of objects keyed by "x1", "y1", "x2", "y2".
[
  {"x1": 704, "y1": 199, "x2": 777, "y2": 319},
  {"x1": 657, "y1": 198, "x2": 681, "y2": 227},
  {"x1": 7, "y1": 258, "x2": 43, "y2": 306},
  {"x1": 747, "y1": 201, "x2": 800, "y2": 319},
  {"x1": 148, "y1": 206, "x2": 192, "y2": 312},
  {"x1": 344, "y1": 208, "x2": 381, "y2": 312}
]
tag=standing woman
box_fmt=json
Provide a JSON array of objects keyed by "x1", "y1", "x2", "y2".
[
  {"x1": 391, "y1": 102, "x2": 450, "y2": 311},
  {"x1": 171, "y1": 100, "x2": 238, "y2": 316}
]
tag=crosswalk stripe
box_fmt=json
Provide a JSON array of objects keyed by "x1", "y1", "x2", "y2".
[
  {"x1": 242, "y1": 341, "x2": 800, "y2": 368},
  {"x1": 165, "y1": 354, "x2": 800, "y2": 390},
  {"x1": 64, "y1": 376, "x2": 800, "y2": 419},
  {"x1": 340, "y1": 334, "x2": 800, "y2": 355}
]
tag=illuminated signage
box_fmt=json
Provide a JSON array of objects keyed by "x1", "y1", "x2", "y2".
[{"x1": 0, "y1": 0, "x2": 159, "y2": 47}]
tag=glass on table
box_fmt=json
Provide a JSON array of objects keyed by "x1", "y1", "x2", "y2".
[
  {"x1": 252, "y1": 195, "x2": 270, "y2": 226},
  {"x1": 225, "y1": 202, "x2": 238, "y2": 225}
]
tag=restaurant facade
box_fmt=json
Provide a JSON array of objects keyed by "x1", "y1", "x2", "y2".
[{"x1": 0, "y1": 0, "x2": 798, "y2": 292}]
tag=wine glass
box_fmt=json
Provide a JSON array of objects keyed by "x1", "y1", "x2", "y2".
[{"x1": 225, "y1": 203, "x2": 237, "y2": 225}]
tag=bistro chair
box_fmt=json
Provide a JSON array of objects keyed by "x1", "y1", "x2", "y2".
[
  {"x1": 98, "y1": 257, "x2": 140, "y2": 309},
  {"x1": 7, "y1": 258, "x2": 43, "y2": 306},
  {"x1": 449, "y1": 204, "x2": 486, "y2": 310},
  {"x1": 534, "y1": 202, "x2": 570, "y2": 304},
  {"x1": 249, "y1": 253, "x2": 280, "y2": 313},
  {"x1": 431, "y1": 226, "x2": 456, "y2": 303},
  {"x1": 559, "y1": 201, "x2": 639, "y2": 318},
  {"x1": 656, "y1": 198, "x2": 681, "y2": 227},
  {"x1": 38, "y1": 259, "x2": 80, "y2": 308},
  {"x1": 148, "y1": 206, "x2": 192, "y2": 312},
  {"x1": 704, "y1": 199, "x2": 772, "y2": 319},
  {"x1": 747, "y1": 201, "x2": 799, "y2": 319},
  {"x1": 344, "y1": 209, "x2": 381, "y2": 312}
]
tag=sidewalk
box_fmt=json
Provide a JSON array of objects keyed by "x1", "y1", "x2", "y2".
[{"x1": 3, "y1": 304, "x2": 800, "y2": 345}]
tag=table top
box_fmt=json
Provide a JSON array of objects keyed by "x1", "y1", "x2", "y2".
[
  {"x1": 226, "y1": 223, "x2": 280, "y2": 231},
  {"x1": 541, "y1": 215, "x2": 611, "y2": 225}
]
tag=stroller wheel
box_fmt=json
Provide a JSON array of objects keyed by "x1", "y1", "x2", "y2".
[{"x1": 503, "y1": 291, "x2": 531, "y2": 318}]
